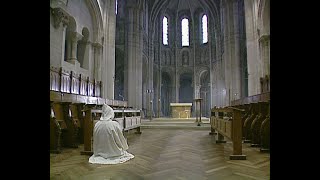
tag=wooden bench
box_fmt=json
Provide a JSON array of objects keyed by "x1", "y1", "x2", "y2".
[
  {"x1": 114, "y1": 109, "x2": 142, "y2": 134},
  {"x1": 211, "y1": 107, "x2": 246, "y2": 160}
]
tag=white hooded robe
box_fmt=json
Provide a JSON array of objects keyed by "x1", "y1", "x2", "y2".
[{"x1": 88, "y1": 104, "x2": 134, "y2": 164}]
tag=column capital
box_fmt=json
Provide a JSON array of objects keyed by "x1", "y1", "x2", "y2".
[
  {"x1": 51, "y1": 7, "x2": 69, "y2": 28},
  {"x1": 92, "y1": 42, "x2": 103, "y2": 48},
  {"x1": 70, "y1": 32, "x2": 83, "y2": 42}
]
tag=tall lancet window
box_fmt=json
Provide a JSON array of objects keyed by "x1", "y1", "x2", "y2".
[
  {"x1": 163, "y1": 16, "x2": 168, "y2": 45},
  {"x1": 115, "y1": 0, "x2": 118, "y2": 14},
  {"x1": 202, "y1": 14, "x2": 208, "y2": 43},
  {"x1": 181, "y1": 18, "x2": 189, "y2": 46}
]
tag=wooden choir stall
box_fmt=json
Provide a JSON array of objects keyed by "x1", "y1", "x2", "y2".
[{"x1": 210, "y1": 106, "x2": 246, "y2": 160}]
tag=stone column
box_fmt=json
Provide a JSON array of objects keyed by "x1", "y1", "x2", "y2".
[
  {"x1": 232, "y1": 0, "x2": 241, "y2": 101},
  {"x1": 126, "y1": 7, "x2": 143, "y2": 109},
  {"x1": 175, "y1": 75, "x2": 179, "y2": 102},
  {"x1": 259, "y1": 35, "x2": 270, "y2": 76},
  {"x1": 222, "y1": 1, "x2": 232, "y2": 106},
  {"x1": 92, "y1": 43, "x2": 102, "y2": 81},
  {"x1": 67, "y1": 32, "x2": 83, "y2": 65},
  {"x1": 244, "y1": 0, "x2": 260, "y2": 95}
]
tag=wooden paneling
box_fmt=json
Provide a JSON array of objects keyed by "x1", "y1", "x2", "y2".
[
  {"x1": 70, "y1": 71, "x2": 79, "y2": 94},
  {"x1": 211, "y1": 107, "x2": 246, "y2": 159},
  {"x1": 87, "y1": 77, "x2": 94, "y2": 97},
  {"x1": 231, "y1": 92, "x2": 270, "y2": 106},
  {"x1": 79, "y1": 74, "x2": 87, "y2": 96},
  {"x1": 60, "y1": 68, "x2": 71, "y2": 93},
  {"x1": 50, "y1": 66, "x2": 102, "y2": 97},
  {"x1": 50, "y1": 66, "x2": 60, "y2": 91}
]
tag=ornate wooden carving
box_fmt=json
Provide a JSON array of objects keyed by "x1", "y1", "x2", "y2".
[
  {"x1": 243, "y1": 103, "x2": 259, "y2": 142},
  {"x1": 60, "y1": 68, "x2": 71, "y2": 93},
  {"x1": 70, "y1": 71, "x2": 79, "y2": 94},
  {"x1": 50, "y1": 66, "x2": 60, "y2": 91},
  {"x1": 260, "y1": 101, "x2": 270, "y2": 152},
  {"x1": 250, "y1": 102, "x2": 269, "y2": 146},
  {"x1": 260, "y1": 75, "x2": 270, "y2": 93},
  {"x1": 50, "y1": 102, "x2": 62, "y2": 153},
  {"x1": 87, "y1": 77, "x2": 94, "y2": 97}
]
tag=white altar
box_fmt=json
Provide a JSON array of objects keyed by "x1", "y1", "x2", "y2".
[{"x1": 170, "y1": 103, "x2": 192, "y2": 118}]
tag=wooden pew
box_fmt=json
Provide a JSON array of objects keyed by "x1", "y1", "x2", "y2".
[
  {"x1": 250, "y1": 101, "x2": 269, "y2": 147},
  {"x1": 211, "y1": 107, "x2": 246, "y2": 160},
  {"x1": 260, "y1": 101, "x2": 270, "y2": 152},
  {"x1": 70, "y1": 103, "x2": 85, "y2": 144},
  {"x1": 118, "y1": 109, "x2": 142, "y2": 134},
  {"x1": 80, "y1": 104, "x2": 99, "y2": 155},
  {"x1": 243, "y1": 103, "x2": 259, "y2": 143},
  {"x1": 50, "y1": 102, "x2": 65, "y2": 153}
]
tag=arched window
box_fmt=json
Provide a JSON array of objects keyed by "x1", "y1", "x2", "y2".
[
  {"x1": 202, "y1": 14, "x2": 208, "y2": 43},
  {"x1": 181, "y1": 18, "x2": 189, "y2": 46},
  {"x1": 163, "y1": 16, "x2": 168, "y2": 45},
  {"x1": 115, "y1": 0, "x2": 118, "y2": 15}
]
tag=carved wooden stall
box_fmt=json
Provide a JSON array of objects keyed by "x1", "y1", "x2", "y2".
[
  {"x1": 50, "y1": 93, "x2": 78, "y2": 149},
  {"x1": 243, "y1": 103, "x2": 259, "y2": 143},
  {"x1": 59, "y1": 93, "x2": 80, "y2": 148},
  {"x1": 260, "y1": 75, "x2": 270, "y2": 93},
  {"x1": 250, "y1": 101, "x2": 269, "y2": 147},
  {"x1": 260, "y1": 101, "x2": 270, "y2": 152},
  {"x1": 50, "y1": 101, "x2": 63, "y2": 153},
  {"x1": 211, "y1": 107, "x2": 246, "y2": 160}
]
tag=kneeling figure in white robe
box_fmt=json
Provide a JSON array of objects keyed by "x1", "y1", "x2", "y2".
[{"x1": 89, "y1": 104, "x2": 134, "y2": 164}]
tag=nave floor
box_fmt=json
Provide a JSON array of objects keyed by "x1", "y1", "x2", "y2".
[{"x1": 50, "y1": 129, "x2": 270, "y2": 180}]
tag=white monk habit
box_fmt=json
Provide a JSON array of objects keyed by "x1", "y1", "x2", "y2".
[{"x1": 89, "y1": 104, "x2": 134, "y2": 164}]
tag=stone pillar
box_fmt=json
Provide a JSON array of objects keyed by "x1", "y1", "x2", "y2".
[
  {"x1": 244, "y1": 0, "x2": 260, "y2": 95},
  {"x1": 101, "y1": 0, "x2": 116, "y2": 99},
  {"x1": 175, "y1": 75, "x2": 179, "y2": 102},
  {"x1": 67, "y1": 32, "x2": 83, "y2": 65},
  {"x1": 259, "y1": 35, "x2": 270, "y2": 76},
  {"x1": 222, "y1": 1, "x2": 232, "y2": 106},
  {"x1": 232, "y1": 0, "x2": 241, "y2": 100},
  {"x1": 126, "y1": 7, "x2": 143, "y2": 109},
  {"x1": 92, "y1": 43, "x2": 102, "y2": 81}
]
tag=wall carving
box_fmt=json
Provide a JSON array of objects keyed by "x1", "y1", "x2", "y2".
[{"x1": 51, "y1": 8, "x2": 69, "y2": 28}]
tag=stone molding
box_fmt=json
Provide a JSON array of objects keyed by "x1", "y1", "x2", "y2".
[{"x1": 51, "y1": 8, "x2": 69, "y2": 28}]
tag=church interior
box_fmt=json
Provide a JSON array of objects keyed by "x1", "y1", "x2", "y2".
[{"x1": 50, "y1": 0, "x2": 270, "y2": 179}]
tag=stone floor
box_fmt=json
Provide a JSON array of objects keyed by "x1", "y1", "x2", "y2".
[{"x1": 50, "y1": 124, "x2": 270, "y2": 180}]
